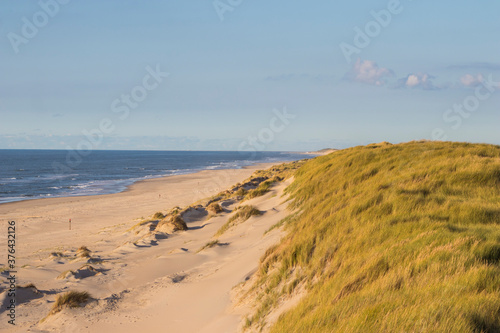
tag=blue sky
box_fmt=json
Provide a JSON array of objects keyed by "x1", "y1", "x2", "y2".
[{"x1": 1, "y1": 0, "x2": 499, "y2": 151}]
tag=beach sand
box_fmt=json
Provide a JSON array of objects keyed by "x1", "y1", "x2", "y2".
[{"x1": 0, "y1": 162, "x2": 292, "y2": 332}]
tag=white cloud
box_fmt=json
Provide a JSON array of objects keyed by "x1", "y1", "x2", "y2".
[
  {"x1": 345, "y1": 59, "x2": 394, "y2": 86},
  {"x1": 406, "y1": 74, "x2": 421, "y2": 87},
  {"x1": 397, "y1": 73, "x2": 440, "y2": 90},
  {"x1": 460, "y1": 74, "x2": 484, "y2": 87}
]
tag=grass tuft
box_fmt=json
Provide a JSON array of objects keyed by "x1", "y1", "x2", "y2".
[
  {"x1": 207, "y1": 202, "x2": 223, "y2": 215},
  {"x1": 197, "y1": 240, "x2": 220, "y2": 253},
  {"x1": 156, "y1": 214, "x2": 188, "y2": 232},
  {"x1": 47, "y1": 291, "x2": 91, "y2": 317},
  {"x1": 153, "y1": 212, "x2": 165, "y2": 219},
  {"x1": 76, "y1": 246, "x2": 91, "y2": 258},
  {"x1": 246, "y1": 180, "x2": 274, "y2": 199},
  {"x1": 18, "y1": 283, "x2": 37, "y2": 290},
  {"x1": 215, "y1": 206, "x2": 261, "y2": 237}
]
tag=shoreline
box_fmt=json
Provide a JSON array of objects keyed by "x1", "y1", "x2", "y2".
[
  {"x1": 0, "y1": 162, "x2": 279, "y2": 251},
  {"x1": 0, "y1": 159, "x2": 295, "y2": 332},
  {"x1": 0, "y1": 161, "x2": 282, "y2": 207}
]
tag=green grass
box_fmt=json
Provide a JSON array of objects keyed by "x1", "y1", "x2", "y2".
[
  {"x1": 234, "y1": 188, "x2": 248, "y2": 197},
  {"x1": 246, "y1": 180, "x2": 274, "y2": 199},
  {"x1": 246, "y1": 141, "x2": 500, "y2": 332},
  {"x1": 211, "y1": 160, "x2": 305, "y2": 202},
  {"x1": 251, "y1": 160, "x2": 307, "y2": 180},
  {"x1": 215, "y1": 205, "x2": 262, "y2": 237}
]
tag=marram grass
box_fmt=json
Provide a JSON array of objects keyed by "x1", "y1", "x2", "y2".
[{"x1": 247, "y1": 141, "x2": 500, "y2": 332}]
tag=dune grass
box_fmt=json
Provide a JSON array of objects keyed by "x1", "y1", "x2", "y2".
[
  {"x1": 156, "y1": 214, "x2": 188, "y2": 232},
  {"x1": 47, "y1": 291, "x2": 91, "y2": 317},
  {"x1": 197, "y1": 240, "x2": 220, "y2": 253},
  {"x1": 251, "y1": 160, "x2": 307, "y2": 180},
  {"x1": 18, "y1": 283, "x2": 37, "y2": 289},
  {"x1": 234, "y1": 188, "x2": 248, "y2": 197},
  {"x1": 127, "y1": 219, "x2": 158, "y2": 232},
  {"x1": 246, "y1": 180, "x2": 274, "y2": 200},
  {"x1": 153, "y1": 212, "x2": 165, "y2": 219},
  {"x1": 246, "y1": 141, "x2": 500, "y2": 332},
  {"x1": 215, "y1": 205, "x2": 262, "y2": 237},
  {"x1": 207, "y1": 202, "x2": 223, "y2": 215},
  {"x1": 77, "y1": 246, "x2": 91, "y2": 258}
]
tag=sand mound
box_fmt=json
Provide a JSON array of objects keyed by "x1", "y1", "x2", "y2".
[
  {"x1": 180, "y1": 205, "x2": 208, "y2": 222},
  {"x1": 58, "y1": 265, "x2": 100, "y2": 280},
  {"x1": 207, "y1": 202, "x2": 223, "y2": 214},
  {"x1": 0, "y1": 285, "x2": 43, "y2": 311},
  {"x1": 155, "y1": 215, "x2": 188, "y2": 233},
  {"x1": 49, "y1": 252, "x2": 65, "y2": 259}
]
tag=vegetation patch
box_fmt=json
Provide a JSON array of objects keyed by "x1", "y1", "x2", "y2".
[
  {"x1": 207, "y1": 202, "x2": 223, "y2": 215},
  {"x1": 76, "y1": 246, "x2": 91, "y2": 258},
  {"x1": 246, "y1": 141, "x2": 500, "y2": 332},
  {"x1": 50, "y1": 252, "x2": 65, "y2": 258},
  {"x1": 153, "y1": 212, "x2": 165, "y2": 219},
  {"x1": 18, "y1": 283, "x2": 38, "y2": 290},
  {"x1": 215, "y1": 206, "x2": 262, "y2": 237},
  {"x1": 246, "y1": 180, "x2": 274, "y2": 199},
  {"x1": 156, "y1": 214, "x2": 188, "y2": 233},
  {"x1": 47, "y1": 291, "x2": 92, "y2": 317},
  {"x1": 127, "y1": 219, "x2": 158, "y2": 232},
  {"x1": 197, "y1": 240, "x2": 221, "y2": 253}
]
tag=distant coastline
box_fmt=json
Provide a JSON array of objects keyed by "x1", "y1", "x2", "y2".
[{"x1": 0, "y1": 150, "x2": 309, "y2": 205}]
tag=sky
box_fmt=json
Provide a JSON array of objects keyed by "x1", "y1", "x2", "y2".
[{"x1": 1, "y1": 0, "x2": 499, "y2": 151}]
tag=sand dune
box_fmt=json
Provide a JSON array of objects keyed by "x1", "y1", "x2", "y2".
[{"x1": 0, "y1": 163, "x2": 292, "y2": 332}]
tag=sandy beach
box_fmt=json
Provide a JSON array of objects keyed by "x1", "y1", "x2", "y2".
[{"x1": 0, "y1": 162, "x2": 293, "y2": 332}]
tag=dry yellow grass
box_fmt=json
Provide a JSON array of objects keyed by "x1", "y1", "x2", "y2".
[
  {"x1": 47, "y1": 291, "x2": 91, "y2": 317},
  {"x1": 215, "y1": 206, "x2": 261, "y2": 237},
  {"x1": 246, "y1": 141, "x2": 500, "y2": 332},
  {"x1": 207, "y1": 202, "x2": 223, "y2": 215}
]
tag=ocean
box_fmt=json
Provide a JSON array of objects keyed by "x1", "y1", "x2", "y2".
[{"x1": 0, "y1": 150, "x2": 308, "y2": 204}]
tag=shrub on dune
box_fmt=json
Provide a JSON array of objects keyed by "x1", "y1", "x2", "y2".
[
  {"x1": 153, "y1": 212, "x2": 165, "y2": 219},
  {"x1": 156, "y1": 214, "x2": 188, "y2": 233},
  {"x1": 207, "y1": 202, "x2": 223, "y2": 215}
]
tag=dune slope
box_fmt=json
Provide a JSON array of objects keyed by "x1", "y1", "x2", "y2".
[{"x1": 246, "y1": 141, "x2": 500, "y2": 332}]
